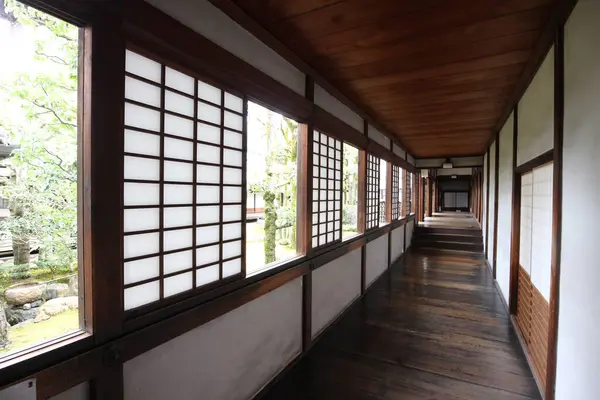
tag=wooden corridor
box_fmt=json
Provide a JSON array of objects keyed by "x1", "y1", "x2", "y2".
[{"x1": 262, "y1": 219, "x2": 539, "y2": 399}]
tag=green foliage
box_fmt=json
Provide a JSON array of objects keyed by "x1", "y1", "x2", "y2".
[
  {"x1": 7, "y1": 264, "x2": 30, "y2": 280},
  {"x1": 0, "y1": 1, "x2": 78, "y2": 269}
]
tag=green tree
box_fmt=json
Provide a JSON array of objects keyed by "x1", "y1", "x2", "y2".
[
  {"x1": 0, "y1": 1, "x2": 78, "y2": 276},
  {"x1": 249, "y1": 110, "x2": 298, "y2": 265}
]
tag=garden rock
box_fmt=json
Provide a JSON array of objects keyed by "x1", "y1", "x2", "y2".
[
  {"x1": 30, "y1": 300, "x2": 42, "y2": 308},
  {"x1": 22, "y1": 303, "x2": 31, "y2": 310},
  {"x1": 68, "y1": 276, "x2": 78, "y2": 296},
  {"x1": 34, "y1": 296, "x2": 78, "y2": 322},
  {"x1": 0, "y1": 303, "x2": 8, "y2": 346},
  {"x1": 4, "y1": 283, "x2": 44, "y2": 306},
  {"x1": 43, "y1": 283, "x2": 69, "y2": 300},
  {"x1": 5, "y1": 305, "x2": 38, "y2": 326}
]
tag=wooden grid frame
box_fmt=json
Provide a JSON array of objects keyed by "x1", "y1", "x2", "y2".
[
  {"x1": 366, "y1": 153, "x2": 380, "y2": 230},
  {"x1": 406, "y1": 172, "x2": 413, "y2": 215},
  {"x1": 311, "y1": 130, "x2": 343, "y2": 248},
  {"x1": 122, "y1": 49, "x2": 245, "y2": 311},
  {"x1": 392, "y1": 165, "x2": 401, "y2": 220}
]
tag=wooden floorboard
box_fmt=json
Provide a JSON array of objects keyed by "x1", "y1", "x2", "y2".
[{"x1": 261, "y1": 215, "x2": 540, "y2": 400}]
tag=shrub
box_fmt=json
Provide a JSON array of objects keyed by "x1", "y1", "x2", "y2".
[{"x1": 8, "y1": 264, "x2": 31, "y2": 280}]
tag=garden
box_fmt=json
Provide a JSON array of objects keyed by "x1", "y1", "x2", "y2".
[{"x1": 0, "y1": 0, "x2": 80, "y2": 355}]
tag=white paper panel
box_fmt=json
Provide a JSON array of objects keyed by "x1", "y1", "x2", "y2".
[
  {"x1": 124, "y1": 208, "x2": 160, "y2": 233},
  {"x1": 223, "y1": 186, "x2": 242, "y2": 203},
  {"x1": 531, "y1": 163, "x2": 553, "y2": 301},
  {"x1": 197, "y1": 185, "x2": 220, "y2": 204},
  {"x1": 197, "y1": 81, "x2": 221, "y2": 105},
  {"x1": 223, "y1": 167, "x2": 242, "y2": 185},
  {"x1": 124, "y1": 232, "x2": 159, "y2": 259},
  {"x1": 520, "y1": 172, "x2": 534, "y2": 274},
  {"x1": 197, "y1": 143, "x2": 221, "y2": 164},
  {"x1": 124, "y1": 280, "x2": 160, "y2": 310},
  {"x1": 198, "y1": 102, "x2": 221, "y2": 125},
  {"x1": 223, "y1": 240, "x2": 241, "y2": 259},
  {"x1": 165, "y1": 137, "x2": 193, "y2": 161},
  {"x1": 165, "y1": 114, "x2": 194, "y2": 139},
  {"x1": 166, "y1": 90, "x2": 194, "y2": 117},
  {"x1": 126, "y1": 50, "x2": 161, "y2": 82},
  {"x1": 124, "y1": 257, "x2": 159, "y2": 285},
  {"x1": 164, "y1": 250, "x2": 193, "y2": 274},
  {"x1": 224, "y1": 93, "x2": 243, "y2": 112},
  {"x1": 196, "y1": 245, "x2": 219, "y2": 265},
  {"x1": 125, "y1": 130, "x2": 160, "y2": 156},
  {"x1": 164, "y1": 161, "x2": 193, "y2": 182},
  {"x1": 124, "y1": 156, "x2": 160, "y2": 181},
  {"x1": 164, "y1": 228, "x2": 193, "y2": 251},
  {"x1": 224, "y1": 130, "x2": 243, "y2": 149},
  {"x1": 198, "y1": 123, "x2": 221, "y2": 144},
  {"x1": 164, "y1": 184, "x2": 193, "y2": 204},
  {"x1": 223, "y1": 149, "x2": 242, "y2": 167},
  {"x1": 197, "y1": 164, "x2": 221, "y2": 184},
  {"x1": 196, "y1": 265, "x2": 219, "y2": 287},
  {"x1": 125, "y1": 103, "x2": 160, "y2": 132},
  {"x1": 196, "y1": 205, "x2": 220, "y2": 225},
  {"x1": 224, "y1": 111, "x2": 243, "y2": 131},
  {"x1": 165, "y1": 67, "x2": 194, "y2": 95},
  {"x1": 164, "y1": 207, "x2": 193, "y2": 228},
  {"x1": 124, "y1": 183, "x2": 160, "y2": 206},
  {"x1": 125, "y1": 76, "x2": 161, "y2": 107},
  {"x1": 164, "y1": 271, "x2": 193, "y2": 298},
  {"x1": 223, "y1": 205, "x2": 241, "y2": 222},
  {"x1": 196, "y1": 225, "x2": 220, "y2": 245},
  {"x1": 223, "y1": 258, "x2": 241, "y2": 278},
  {"x1": 223, "y1": 223, "x2": 241, "y2": 241}
]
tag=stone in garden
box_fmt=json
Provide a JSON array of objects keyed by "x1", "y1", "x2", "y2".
[
  {"x1": 22, "y1": 303, "x2": 31, "y2": 310},
  {"x1": 0, "y1": 302, "x2": 9, "y2": 346},
  {"x1": 30, "y1": 300, "x2": 42, "y2": 308},
  {"x1": 34, "y1": 296, "x2": 78, "y2": 323},
  {"x1": 4, "y1": 282, "x2": 44, "y2": 306},
  {"x1": 42, "y1": 283, "x2": 69, "y2": 300},
  {"x1": 68, "y1": 275, "x2": 78, "y2": 296},
  {"x1": 5, "y1": 305, "x2": 38, "y2": 326}
]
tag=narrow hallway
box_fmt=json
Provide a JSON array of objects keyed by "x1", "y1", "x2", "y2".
[{"x1": 263, "y1": 215, "x2": 539, "y2": 399}]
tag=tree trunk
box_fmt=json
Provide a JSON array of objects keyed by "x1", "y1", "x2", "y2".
[
  {"x1": 0, "y1": 302, "x2": 9, "y2": 347},
  {"x1": 263, "y1": 191, "x2": 276, "y2": 264}
]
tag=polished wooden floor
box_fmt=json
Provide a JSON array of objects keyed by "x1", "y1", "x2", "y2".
[{"x1": 262, "y1": 219, "x2": 539, "y2": 399}]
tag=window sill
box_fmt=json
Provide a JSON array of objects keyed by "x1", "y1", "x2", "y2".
[{"x1": 0, "y1": 330, "x2": 92, "y2": 388}]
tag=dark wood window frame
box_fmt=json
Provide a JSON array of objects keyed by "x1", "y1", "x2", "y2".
[{"x1": 0, "y1": 1, "x2": 420, "y2": 395}]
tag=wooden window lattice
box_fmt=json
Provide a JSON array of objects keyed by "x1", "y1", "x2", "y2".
[{"x1": 366, "y1": 153, "x2": 380, "y2": 230}]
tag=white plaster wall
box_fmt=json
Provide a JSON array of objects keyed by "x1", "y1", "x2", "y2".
[
  {"x1": 144, "y1": 0, "x2": 305, "y2": 95},
  {"x1": 311, "y1": 248, "x2": 361, "y2": 337},
  {"x1": 530, "y1": 163, "x2": 553, "y2": 301},
  {"x1": 517, "y1": 47, "x2": 554, "y2": 166},
  {"x1": 487, "y1": 142, "x2": 496, "y2": 268},
  {"x1": 406, "y1": 220, "x2": 414, "y2": 250},
  {"x1": 315, "y1": 84, "x2": 364, "y2": 132},
  {"x1": 367, "y1": 124, "x2": 391, "y2": 149},
  {"x1": 123, "y1": 278, "x2": 302, "y2": 400},
  {"x1": 482, "y1": 152, "x2": 488, "y2": 249},
  {"x1": 437, "y1": 167, "x2": 473, "y2": 176},
  {"x1": 391, "y1": 226, "x2": 404, "y2": 263},
  {"x1": 393, "y1": 144, "x2": 405, "y2": 159},
  {"x1": 49, "y1": 383, "x2": 89, "y2": 400},
  {"x1": 407, "y1": 154, "x2": 415, "y2": 165},
  {"x1": 496, "y1": 114, "x2": 514, "y2": 302},
  {"x1": 452, "y1": 156, "x2": 484, "y2": 167},
  {"x1": 365, "y1": 234, "x2": 388, "y2": 288},
  {"x1": 556, "y1": 2, "x2": 600, "y2": 398}
]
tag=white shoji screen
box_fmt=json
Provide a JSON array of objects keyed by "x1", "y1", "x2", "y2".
[
  {"x1": 520, "y1": 171, "x2": 533, "y2": 274},
  {"x1": 311, "y1": 131, "x2": 342, "y2": 248},
  {"x1": 366, "y1": 153, "x2": 380, "y2": 230},
  {"x1": 123, "y1": 50, "x2": 245, "y2": 311},
  {"x1": 392, "y1": 165, "x2": 400, "y2": 220},
  {"x1": 530, "y1": 163, "x2": 553, "y2": 301}
]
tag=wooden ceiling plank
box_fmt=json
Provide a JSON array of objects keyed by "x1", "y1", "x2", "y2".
[
  {"x1": 309, "y1": 8, "x2": 550, "y2": 68},
  {"x1": 322, "y1": 31, "x2": 540, "y2": 81}
]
